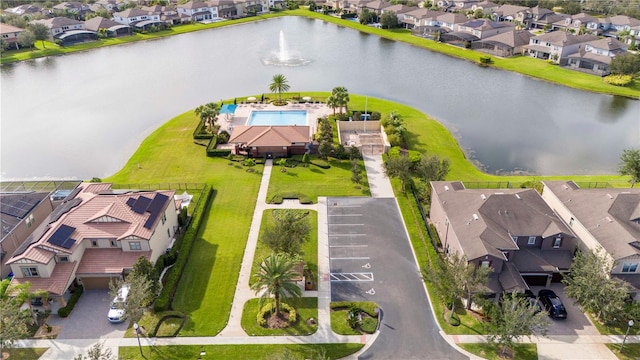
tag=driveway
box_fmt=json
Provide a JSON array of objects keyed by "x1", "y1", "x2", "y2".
[
  {"x1": 327, "y1": 197, "x2": 467, "y2": 360},
  {"x1": 529, "y1": 283, "x2": 599, "y2": 336},
  {"x1": 47, "y1": 289, "x2": 128, "y2": 339}
]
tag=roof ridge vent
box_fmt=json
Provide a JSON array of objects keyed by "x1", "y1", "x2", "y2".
[
  {"x1": 480, "y1": 194, "x2": 486, "y2": 200},
  {"x1": 472, "y1": 214, "x2": 479, "y2": 221}
]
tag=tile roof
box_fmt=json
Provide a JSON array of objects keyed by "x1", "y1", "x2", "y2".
[
  {"x1": 179, "y1": 0, "x2": 211, "y2": 9},
  {"x1": 77, "y1": 248, "x2": 151, "y2": 275},
  {"x1": 530, "y1": 32, "x2": 598, "y2": 46},
  {"x1": 7, "y1": 183, "x2": 175, "y2": 264},
  {"x1": 9, "y1": 261, "x2": 77, "y2": 296},
  {"x1": 460, "y1": 18, "x2": 514, "y2": 30},
  {"x1": 228, "y1": 126, "x2": 310, "y2": 147},
  {"x1": 543, "y1": 181, "x2": 640, "y2": 260},
  {"x1": 114, "y1": 8, "x2": 153, "y2": 17},
  {"x1": 480, "y1": 29, "x2": 533, "y2": 47},
  {"x1": 0, "y1": 23, "x2": 26, "y2": 35},
  {"x1": 492, "y1": 4, "x2": 528, "y2": 17},
  {"x1": 84, "y1": 17, "x2": 126, "y2": 31},
  {"x1": 31, "y1": 17, "x2": 84, "y2": 29}
]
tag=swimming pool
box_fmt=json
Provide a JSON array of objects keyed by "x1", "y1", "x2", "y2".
[{"x1": 247, "y1": 110, "x2": 308, "y2": 126}]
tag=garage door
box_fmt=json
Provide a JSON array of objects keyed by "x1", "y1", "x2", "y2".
[
  {"x1": 523, "y1": 275, "x2": 549, "y2": 287},
  {"x1": 80, "y1": 276, "x2": 118, "y2": 290}
]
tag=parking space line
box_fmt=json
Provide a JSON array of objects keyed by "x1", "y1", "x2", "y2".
[
  {"x1": 331, "y1": 204, "x2": 361, "y2": 207},
  {"x1": 329, "y1": 223, "x2": 364, "y2": 226},
  {"x1": 329, "y1": 214, "x2": 363, "y2": 216},
  {"x1": 330, "y1": 256, "x2": 371, "y2": 260},
  {"x1": 330, "y1": 272, "x2": 374, "y2": 281},
  {"x1": 329, "y1": 245, "x2": 368, "y2": 248},
  {"x1": 329, "y1": 233, "x2": 366, "y2": 236}
]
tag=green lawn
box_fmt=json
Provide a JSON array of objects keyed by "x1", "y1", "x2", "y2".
[
  {"x1": 241, "y1": 297, "x2": 318, "y2": 336},
  {"x1": 119, "y1": 343, "x2": 364, "y2": 360},
  {"x1": 606, "y1": 343, "x2": 640, "y2": 360},
  {"x1": 249, "y1": 210, "x2": 318, "y2": 287},
  {"x1": 105, "y1": 110, "x2": 263, "y2": 336},
  {"x1": 2, "y1": 348, "x2": 48, "y2": 360},
  {"x1": 267, "y1": 156, "x2": 371, "y2": 203},
  {"x1": 458, "y1": 343, "x2": 538, "y2": 360}
]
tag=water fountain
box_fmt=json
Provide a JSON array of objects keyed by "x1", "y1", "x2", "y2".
[{"x1": 262, "y1": 30, "x2": 311, "y2": 66}]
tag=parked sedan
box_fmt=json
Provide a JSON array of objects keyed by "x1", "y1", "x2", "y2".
[{"x1": 538, "y1": 289, "x2": 568, "y2": 319}]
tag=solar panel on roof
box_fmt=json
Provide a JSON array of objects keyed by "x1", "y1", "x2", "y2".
[
  {"x1": 131, "y1": 196, "x2": 152, "y2": 214},
  {"x1": 143, "y1": 193, "x2": 169, "y2": 229},
  {"x1": 0, "y1": 194, "x2": 40, "y2": 218},
  {"x1": 61, "y1": 238, "x2": 76, "y2": 249},
  {"x1": 126, "y1": 198, "x2": 136, "y2": 207},
  {"x1": 48, "y1": 224, "x2": 75, "y2": 247}
]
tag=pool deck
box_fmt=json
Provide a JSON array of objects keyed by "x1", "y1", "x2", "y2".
[{"x1": 220, "y1": 101, "x2": 332, "y2": 135}]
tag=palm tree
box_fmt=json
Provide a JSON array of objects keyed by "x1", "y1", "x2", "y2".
[
  {"x1": 269, "y1": 74, "x2": 290, "y2": 103},
  {"x1": 194, "y1": 102, "x2": 219, "y2": 131},
  {"x1": 331, "y1": 86, "x2": 349, "y2": 115},
  {"x1": 326, "y1": 95, "x2": 338, "y2": 116},
  {"x1": 251, "y1": 253, "x2": 302, "y2": 317}
]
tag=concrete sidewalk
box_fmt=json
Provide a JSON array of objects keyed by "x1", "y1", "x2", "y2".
[{"x1": 362, "y1": 154, "x2": 394, "y2": 198}]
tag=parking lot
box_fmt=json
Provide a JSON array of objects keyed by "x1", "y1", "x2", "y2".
[
  {"x1": 47, "y1": 289, "x2": 128, "y2": 339},
  {"x1": 327, "y1": 197, "x2": 467, "y2": 359}
]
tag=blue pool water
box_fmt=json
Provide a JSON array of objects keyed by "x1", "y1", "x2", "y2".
[{"x1": 247, "y1": 110, "x2": 308, "y2": 126}]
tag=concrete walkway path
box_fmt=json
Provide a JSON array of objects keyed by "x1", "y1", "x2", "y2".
[{"x1": 362, "y1": 154, "x2": 394, "y2": 198}]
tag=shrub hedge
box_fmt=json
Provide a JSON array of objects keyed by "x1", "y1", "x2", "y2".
[
  {"x1": 57, "y1": 285, "x2": 84, "y2": 318},
  {"x1": 193, "y1": 118, "x2": 213, "y2": 140},
  {"x1": 257, "y1": 302, "x2": 297, "y2": 327},
  {"x1": 153, "y1": 185, "x2": 214, "y2": 312},
  {"x1": 311, "y1": 160, "x2": 331, "y2": 169},
  {"x1": 603, "y1": 74, "x2": 633, "y2": 86},
  {"x1": 330, "y1": 301, "x2": 379, "y2": 318},
  {"x1": 269, "y1": 192, "x2": 313, "y2": 204}
]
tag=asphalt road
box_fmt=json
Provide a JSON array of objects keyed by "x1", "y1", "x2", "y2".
[{"x1": 327, "y1": 197, "x2": 467, "y2": 360}]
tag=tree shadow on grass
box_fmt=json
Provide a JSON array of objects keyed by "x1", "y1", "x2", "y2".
[{"x1": 310, "y1": 168, "x2": 324, "y2": 174}]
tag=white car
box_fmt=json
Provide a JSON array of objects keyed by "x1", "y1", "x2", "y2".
[{"x1": 107, "y1": 285, "x2": 129, "y2": 323}]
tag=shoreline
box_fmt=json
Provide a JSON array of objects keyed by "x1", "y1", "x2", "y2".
[{"x1": 1, "y1": 10, "x2": 638, "y2": 99}]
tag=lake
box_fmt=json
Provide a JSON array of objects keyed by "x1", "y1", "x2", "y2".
[{"x1": 1, "y1": 16, "x2": 637, "y2": 179}]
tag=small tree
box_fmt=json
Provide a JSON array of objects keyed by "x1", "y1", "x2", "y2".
[
  {"x1": 109, "y1": 272, "x2": 153, "y2": 325},
  {"x1": 619, "y1": 148, "x2": 640, "y2": 187},
  {"x1": 17, "y1": 29, "x2": 35, "y2": 49},
  {"x1": 382, "y1": 154, "x2": 413, "y2": 193},
  {"x1": 380, "y1": 11, "x2": 398, "y2": 29},
  {"x1": 318, "y1": 140, "x2": 333, "y2": 160},
  {"x1": 0, "y1": 297, "x2": 31, "y2": 358},
  {"x1": 301, "y1": 153, "x2": 310, "y2": 167},
  {"x1": 269, "y1": 74, "x2": 290, "y2": 103},
  {"x1": 563, "y1": 249, "x2": 629, "y2": 323},
  {"x1": 130, "y1": 256, "x2": 159, "y2": 301},
  {"x1": 73, "y1": 341, "x2": 115, "y2": 360},
  {"x1": 416, "y1": 154, "x2": 450, "y2": 183},
  {"x1": 486, "y1": 291, "x2": 550, "y2": 357},
  {"x1": 262, "y1": 211, "x2": 311, "y2": 256},
  {"x1": 251, "y1": 253, "x2": 302, "y2": 317},
  {"x1": 330, "y1": 86, "x2": 349, "y2": 115},
  {"x1": 348, "y1": 146, "x2": 361, "y2": 160},
  {"x1": 28, "y1": 23, "x2": 49, "y2": 49},
  {"x1": 351, "y1": 159, "x2": 362, "y2": 184},
  {"x1": 194, "y1": 102, "x2": 220, "y2": 132}
]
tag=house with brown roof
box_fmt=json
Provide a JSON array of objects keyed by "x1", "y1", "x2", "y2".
[
  {"x1": 207, "y1": 0, "x2": 239, "y2": 19},
  {"x1": 113, "y1": 8, "x2": 162, "y2": 26},
  {"x1": 430, "y1": 181, "x2": 576, "y2": 297},
  {"x1": 84, "y1": 16, "x2": 131, "y2": 37},
  {"x1": 177, "y1": 1, "x2": 219, "y2": 21},
  {"x1": 564, "y1": 37, "x2": 627, "y2": 76},
  {"x1": 473, "y1": 29, "x2": 533, "y2": 57},
  {"x1": 1, "y1": 192, "x2": 55, "y2": 277},
  {"x1": 228, "y1": 125, "x2": 310, "y2": 158},
  {"x1": 0, "y1": 23, "x2": 25, "y2": 50},
  {"x1": 4, "y1": 4, "x2": 44, "y2": 16},
  {"x1": 541, "y1": 181, "x2": 640, "y2": 300},
  {"x1": 491, "y1": 4, "x2": 529, "y2": 23},
  {"x1": 6, "y1": 183, "x2": 178, "y2": 304},
  {"x1": 526, "y1": 31, "x2": 598, "y2": 63},
  {"x1": 30, "y1": 17, "x2": 86, "y2": 39}
]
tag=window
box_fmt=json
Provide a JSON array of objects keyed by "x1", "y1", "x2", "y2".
[
  {"x1": 622, "y1": 263, "x2": 638, "y2": 273},
  {"x1": 511, "y1": 235, "x2": 517, "y2": 243},
  {"x1": 58, "y1": 256, "x2": 69, "y2": 262},
  {"x1": 569, "y1": 217, "x2": 574, "y2": 226},
  {"x1": 167, "y1": 228, "x2": 171, "y2": 238},
  {"x1": 553, "y1": 237, "x2": 562, "y2": 248},
  {"x1": 528, "y1": 236, "x2": 536, "y2": 245},
  {"x1": 110, "y1": 240, "x2": 117, "y2": 247},
  {"x1": 162, "y1": 213, "x2": 166, "y2": 225},
  {"x1": 129, "y1": 241, "x2": 141, "y2": 251},
  {"x1": 21, "y1": 267, "x2": 39, "y2": 277},
  {"x1": 92, "y1": 240, "x2": 98, "y2": 247},
  {"x1": 481, "y1": 260, "x2": 491, "y2": 268}
]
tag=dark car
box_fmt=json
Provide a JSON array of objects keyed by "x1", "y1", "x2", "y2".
[{"x1": 538, "y1": 289, "x2": 567, "y2": 319}]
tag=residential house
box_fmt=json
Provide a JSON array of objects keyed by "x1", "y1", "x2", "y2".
[
  {"x1": 95, "y1": 0, "x2": 123, "y2": 12},
  {"x1": 409, "y1": 9, "x2": 447, "y2": 37},
  {"x1": 380, "y1": 4, "x2": 413, "y2": 17},
  {"x1": 526, "y1": 31, "x2": 598, "y2": 63},
  {"x1": 52, "y1": 2, "x2": 91, "y2": 18},
  {"x1": 430, "y1": 181, "x2": 576, "y2": 297},
  {"x1": 565, "y1": 37, "x2": 627, "y2": 76},
  {"x1": 4, "y1": 4, "x2": 44, "y2": 16},
  {"x1": 30, "y1": 17, "x2": 87, "y2": 39},
  {"x1": 436, "y1": 12, "x2": 468, "y2": 31},
  {"x1": 228, "y1": 125, "x2": 310, "y2": 158},
  {"x1": 456, "y1": 18, "x2": 515, "y2": 39},
  {"x1": 603, "y1": 15, "x2": 640, "y2": 45},
  {"x1": 562, "y1": 12, "x2": 600, "y2": 34},
  {"x1": 518, "y1": 5, "x2": 555, "y2": 29},
  {"x1": 238, "y1": 0, "x2": 270, "y2": 15},
  {"x1": 541, "y1": 181, "x2": 640, "y2": 300},
  {"x1": 208, "y1": 0, "x2": 239, "y2": 19},
  {"x1": 141, "y1": 5, "x2": 190, "y2": 25},
  {"x1": 84, "y1": 16, "x2": 132, "y2": 37},
  {"x1": 470, "y1": 0, "x2": 499, "y2": 15},
  {"x1": 357, "y1": 1, "x2": 392, "y2": 16},
  {"x1": 529, "y1": 11, "x2": 568, "y2": 31},
  {"x1": 400, "y1": 8, "x2": 431, "y2": 29},
  {"x1": 1, "y1": 192, "x2": 54, "y2": 277},
  {"x1": 436, "y1": 0, "x2": 479, "y2": 12},
  {"x1": 473, "y1": 29, "x2": 533, "y2": 57},
  {"x1": 177, "y1": 1, "x2": 219, "y2": 21},
  {"x1": 491, "y1": 4, "x2": 528, "y2": 23},
  {"x1": 113, "y1": 8, "x2": 162, "y2": 29},
  {"x1": 0, "y1": 23, "x2": 25, "y2": 50},
  {"x1": 6, "y1": 183, "x2": 178, "y2": 304}
]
